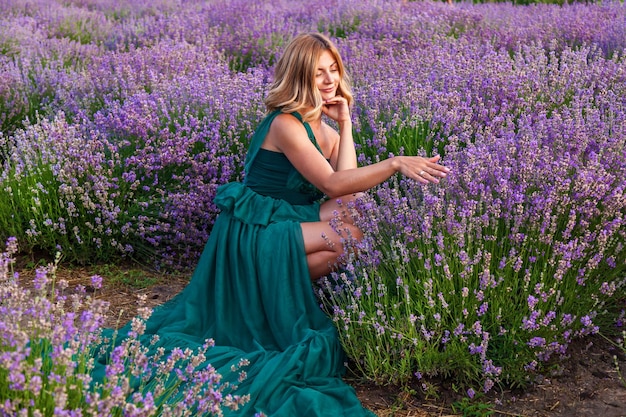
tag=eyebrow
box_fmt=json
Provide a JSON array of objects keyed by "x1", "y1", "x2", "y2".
[{"x1": 317, "y1": 61, "x2": 338, "y2": 71}]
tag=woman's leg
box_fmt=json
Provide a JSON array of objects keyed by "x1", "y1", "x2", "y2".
[
  {"x1": 318, "y1": 192, "x2": 364, "y2": 225},
  {"x1": 301, "y1": 194, "x2": 364, "y2": 280}
]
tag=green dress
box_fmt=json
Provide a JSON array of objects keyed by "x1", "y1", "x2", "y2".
[{"x1": 93, "y1": 110, "x2": 375, "y2": 416}]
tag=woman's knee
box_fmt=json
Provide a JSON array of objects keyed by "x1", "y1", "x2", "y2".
[
  {"x1": 301, "y1": 221, "x2": 362, "y2": 279},
  {"x1": 320, "y1": 192, "x2": 365, "y2": 224},
  {"x1": 301, "y1": 221, "x2": 362, "y2": 256},
  {"x1": 335, "y1": 222, "x2": 363, "y2": 244}
]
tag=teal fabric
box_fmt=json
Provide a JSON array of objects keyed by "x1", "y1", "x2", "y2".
[
  {"x1": 93, "y1": 110, "x2": 375, "y2": 416},
  {"x1": 245, "y1": 149, "x2": 324, "y2": 204}
]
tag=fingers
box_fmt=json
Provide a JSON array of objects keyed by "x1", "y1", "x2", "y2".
[
  {"x1": 322, "y1": 97, "x2": 348, "y2": 112},
  {"x1": 410, "y1": 156, "x2": 451, "y2": 185},
  {"x1": 324, "y1": 97, "x2": 341, "y2": 104},
  {"x1": 322, "y1": 97, "x2": 351, "y2": 122},
  {"x1": 414, "y1": 170, "x2": 431, "y2": 184},
  {"x1": 428, "y1": 161, "x2": 451, "y2": 176},
  {"x1": 322, "y1": 97, "x2": 346, "y2": 112},
  {"x1": 324, "y1": 95, "x2": 347, "y2": 104},
  {"x1": 417, "y1": 168, "x2": 442, "y2": 184}
]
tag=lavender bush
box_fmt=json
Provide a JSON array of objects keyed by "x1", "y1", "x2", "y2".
[
  {"x1": 0, "y1": 238, "x2": 252, "y2": 416},
  {"x1": 1, "y1": 0, "x2": 625, "y2": 399},
  {"x1": 318, "y1": 7, "x2": 626, "y2": 389},
  {"x1": 0, "y1": 41, "x2": 267, "y2": 266}
]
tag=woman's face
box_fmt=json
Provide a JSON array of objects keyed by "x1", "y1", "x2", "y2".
[{"x1": 315, "y1": 50, "x2": 340, "y2": 101}]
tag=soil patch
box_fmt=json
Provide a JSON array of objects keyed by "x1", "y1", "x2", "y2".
[
  {"x1": 11, "y1": 261, "x2": 626, "y2": 417},
  {"x1": 352, "y1": 335, "x2": 626, "y2": 417}
]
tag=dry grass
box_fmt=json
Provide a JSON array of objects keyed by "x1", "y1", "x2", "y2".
[{"x1": 13, "y1": 257, "x2": 188, "y2": 328}]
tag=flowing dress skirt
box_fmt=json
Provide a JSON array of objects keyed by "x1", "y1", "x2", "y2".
[{"x1": 92, "y1": 182, "x2": 375, "y2": 416}]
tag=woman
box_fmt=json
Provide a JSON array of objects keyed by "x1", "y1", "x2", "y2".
[
  {"x1": 94, "y1": 33, "x2": 448, "y2": 416},
  {"x1": 254, "y1": 32, "x2": 449, "y2": 280}
]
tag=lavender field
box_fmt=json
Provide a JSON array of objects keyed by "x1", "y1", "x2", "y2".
[{"x1": 1, "y1": 0, "x2": 625, "y2": 414}]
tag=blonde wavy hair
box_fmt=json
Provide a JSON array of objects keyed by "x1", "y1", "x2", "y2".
[{"x1": 264, "y1": 32, "x2": 353, "y2": 122}]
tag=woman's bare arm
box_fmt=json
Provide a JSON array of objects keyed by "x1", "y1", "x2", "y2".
[
  {"x1": 265, "y1": 114, "x2": 449, "y2": 198},
  {"x1": 323, "y1": 96, "x2": 357, "y2": 171}
]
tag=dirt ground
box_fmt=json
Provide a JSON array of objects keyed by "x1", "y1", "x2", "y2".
[
  {"x1": 13, "y1": 261, "x2": 626, "y2": 417},
  {"x1": 352, "y1": 336, "x2": 626, "y2": 417}
]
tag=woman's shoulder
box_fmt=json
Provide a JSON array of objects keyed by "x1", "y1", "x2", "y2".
[
  {"x1": 270, "y1": 112, "x2": 308, "y2": 133},
  {"x1": 262, "y1": 112, "x2": 309, "y2": 149}
]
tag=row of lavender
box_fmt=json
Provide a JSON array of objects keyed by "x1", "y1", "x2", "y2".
[
  {"x1": 1, "y1": 0, "x2": 624, "y2": 266},
  {"x1": 329, "y1": 2, "x2": 626, "y2": 393},
  {"x1": 1, "y1": 0, "x2": 625, "y2": 402},
  {"x1": 321, "y1": 37, "x2": 626, "y2": 389}
]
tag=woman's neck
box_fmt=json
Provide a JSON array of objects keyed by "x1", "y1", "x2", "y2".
[
  {"x1": 298, "y1": 106, "x2": 322, "y2": 125},
  {"x1": 307, "y1": 117, "x2": 322, "y2": 130}
]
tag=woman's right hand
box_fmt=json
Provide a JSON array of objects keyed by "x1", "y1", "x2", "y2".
[
  {"x1": 392, "y1": 155, "x2": 450, "y2": 184},
  {"x1": 321, "y1": 96, "x2": 351, "y2": 125}
]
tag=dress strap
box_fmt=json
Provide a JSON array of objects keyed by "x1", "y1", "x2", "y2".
[
  {"x1": 290, "y1": 112, "x2": 324, "y2": 156},
  {"x1": 244, "y1": 110, "x2": 282, "y2": 175},
  {"x1": 244, "y1": 110, "x2": 323, "y2": 175}
]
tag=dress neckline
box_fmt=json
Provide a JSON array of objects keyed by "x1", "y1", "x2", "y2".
[{"x1": 244, "y1": 109, "x2": 325, "y2": 176}]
